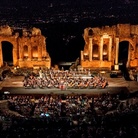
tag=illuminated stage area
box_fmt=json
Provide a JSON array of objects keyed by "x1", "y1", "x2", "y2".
[
  {"x1": 1, "y1": 86, "x2": 129, "y2": 96},
  {"x1": 0, "y1": 74, "x2": 138, "y2": 96}
]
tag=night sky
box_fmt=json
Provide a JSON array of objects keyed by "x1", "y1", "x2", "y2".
[{"x1": 0, "y1": 0, "x2": 138, "y2": 65}]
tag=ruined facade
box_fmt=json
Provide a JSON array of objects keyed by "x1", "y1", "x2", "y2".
[
  {"x1": 0, "y1": 26, "x2": 51, "y2": 68},
  {"x1": 80, "y1": 24, "x2": 138, "y2": 71}
]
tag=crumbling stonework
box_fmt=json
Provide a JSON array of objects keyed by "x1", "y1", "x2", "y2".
[
  {"x1": 81, "y1": 24, "x2": 138, "y2": 71},
  {"x1": 0, "y1": 25, "x2": 51, "y2": 68}
]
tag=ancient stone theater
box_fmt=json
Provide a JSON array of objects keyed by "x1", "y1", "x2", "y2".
[
  {"x1": 0, "y1": 25, "x2": 51, "y2": 68},
  {"x1": 80, "y1": 24, "x2": 138, "y2": 71}
]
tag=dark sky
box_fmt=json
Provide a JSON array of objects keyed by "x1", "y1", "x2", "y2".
[{"x1": 1, "y1": 0, "x2": 138, "y2": 65}]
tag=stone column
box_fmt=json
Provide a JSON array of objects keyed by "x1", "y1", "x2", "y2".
[
  {"x1": 126, "y1": 43, "x2": 131, "y2": 68},
  {"x1": 13, "y1": 48, "x2": 18, "y2": 66},
  {"x1": 100, "y1": 37, "x2": 103, "y2": 60},
  {"x1": 38, "y1": 45, "x2": 42, "y2": 61},
  {"x1": 42, "y1": 37, "x2": 47, "y2": 58},
  {"x1": 11, "y1": 41, "x2": 18, "y2": 66},
  {"x1": 0, "y1": 42, "x2": 3, "y2": 67},
  {"x1": 19, "y1": 44, "x2": 23, "y2": 61},
  {"x1": 81, "y1": 50, "x2": 84, "y2": 61},
  {"x1": 18, "y1": 38, "x2": 24, "y2": 61},
  {"x1": 89, "y1": 37, "x2": 92, "y2": 61},
  {"x1": 108, "y1": 37, "x2": 112, "y2": 61},
  {"x1": 115, "y1": 37, "x2": 119, "y2": 70},
  {"x1": 91, "y1": 39, "x2": 93, "y2": 61},
  {"x1": 28, "y1": 45, "x2": 32, "y2": 61},
  {"x1": 42, "y1": 44, "x2": 47, "y2": 57}
]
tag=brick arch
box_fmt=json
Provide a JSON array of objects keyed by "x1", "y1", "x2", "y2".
[
  {"x1": 1, "y1": 40, "x2": 15, "y2": 48},
  {"x1": 119, "y1": 38, "x2": 135, "y2": 67},
  {"x1": 119, "y1": 38, "x2": 135, "y2": 50}
]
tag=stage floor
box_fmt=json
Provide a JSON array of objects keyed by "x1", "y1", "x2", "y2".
[
  {"x1": 0, "y1": 75, "x2": 138, "y2": 95},
  {"x1": 0, "y1": 86, "x2": 129, "y2": 95}
]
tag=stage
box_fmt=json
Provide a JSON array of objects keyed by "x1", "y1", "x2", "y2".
[
  {"x1": 0, "y1": 75, "x2": 138, "y2": 95},
  {"x1": 0, "y1": 86, "x2": 129, "y2": 96}
]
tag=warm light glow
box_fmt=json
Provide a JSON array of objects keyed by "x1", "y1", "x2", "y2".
[
  {"x1": 103, "y1": 33, "x2": 109, "y2": 38},
  {"x1": 103, "y1": 51, "x2": 107, "y2": 55},
  {"x1": 24, "y1": 52, "x2": 28, "y2": 57},
  {"x1": 33, "y1": 52, "x2": 38, "y2": 57},
  {"x1": 32, "y1": 46, "x2": 38, "y2": 57},
  {"x1": 93, "y1": 54, "x2": 98, "y2": 57},
  {"x1": 100, "y1": 71, "x2": 106, "y2": 74},
  {"x1": 114, "y1": 65, "x2": 119, "y2": 70},
  {"x1": 84, "y1": 53, "x2": 88, "y2": 56},
  {"x1": 23, "y1": 46, "x2": 28, "y2": 57}
]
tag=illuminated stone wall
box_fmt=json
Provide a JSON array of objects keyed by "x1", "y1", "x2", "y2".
[
  {"x1": 0, "y1": 26, "x2": 51, "y2": 68},
  {"x1": 81, "y1": 24, "x2": 138, "y2": 71}
]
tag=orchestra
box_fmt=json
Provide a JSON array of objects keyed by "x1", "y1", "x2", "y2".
[{"x1": 23, "y1": 69, "x2": 108, "y2": 89}]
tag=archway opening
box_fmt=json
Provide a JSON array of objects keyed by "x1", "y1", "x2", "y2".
[
  {"x1": 23, "y1": 45, "x2": 28, "y2": 60},
  {"x1": 119, "y1": 41, "x2": 130, "y2": 80},
  {"x1": 2, "y1": 41, "x2": 13, "y2": 66},
  {"x1": 103, "y1": 44, "x2": 108, "y2": 61},
  {"x1": 32, "y1": 46, "x2": 38, "y2": 60},
  {"x1": 119, "y1": 41, "x2": 129, "y2": 69},
  {"x1": 92, "y1": 44, "x2": 99, "y2": 60}
]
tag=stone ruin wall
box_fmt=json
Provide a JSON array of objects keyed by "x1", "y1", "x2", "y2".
[
  {"x1": 1, "y1": 24, "x2": 138, "y2": 71},
  {"x1": 0, "y1": 25, "x2": 51, "y2": 69},
  {"x1": 81, "y1": 24, "x2": 138, "y2": 71}
]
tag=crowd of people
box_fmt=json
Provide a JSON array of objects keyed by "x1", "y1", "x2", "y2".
[
  {"x1": 6, "y1": 93, "x2": 120, "y2": 117},
  {"x1": 0, "y1": 92, "x2": 137, "y2": 138},
  {"x1": 0, "y1": 67, "x2": 138, "y2": 137},
  {"x1": 23, "y1": 68, "x2": 108, "y2": 89}
]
